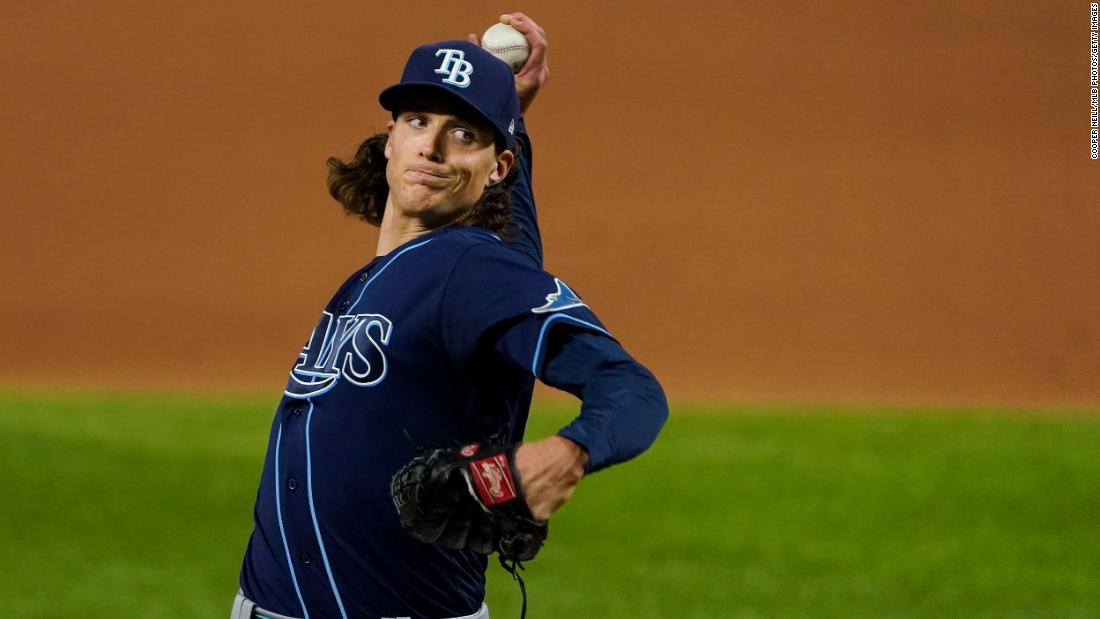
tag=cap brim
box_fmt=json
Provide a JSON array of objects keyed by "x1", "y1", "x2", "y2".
[{"x1": 378, "y1": 82, "x2": 510, "y2": 149}]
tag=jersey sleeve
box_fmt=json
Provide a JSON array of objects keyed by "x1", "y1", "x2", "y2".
[
  {"x1": 504, "y1": 117, "x2": 543, "y2": 267},
  {"x1": 538, "y1": 328, "x2": 668, "y2": 473},
  {"x1": 441, "y1": 241, "x2": 610, "y2": 369}
]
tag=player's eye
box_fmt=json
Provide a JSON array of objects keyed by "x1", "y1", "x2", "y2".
[
  {"x1": 406, "y1": 115, "x2": 428, "y2": 127},
  {"x1": 453, "y1": 128, "x2": 476, "y2": 143}
]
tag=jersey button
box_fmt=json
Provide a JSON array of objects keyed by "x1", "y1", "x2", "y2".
[
  {"x1": 359, "y1": 272, "x2": 369, "y2": 282},
  {"x1": 300, "y1": 552, "x2": 312, "y2": 565},
  {"x1": 288, "y1": 478, "x2": 297, "y2": 491},
  {"x1": 339, "y1": 300, "x2": 350, "y2": 311},
  {"x1": 293, "y1": 405, "x2": 304, "y2": 417}
]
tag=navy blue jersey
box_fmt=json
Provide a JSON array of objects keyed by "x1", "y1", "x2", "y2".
[
  {"x1": 239, "y1": 225, "x2": 611, "y2": 619},
  {"x1": 238, "y1": 118, "x2": 668, "y2": 618}
]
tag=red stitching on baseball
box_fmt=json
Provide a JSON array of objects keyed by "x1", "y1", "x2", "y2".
[{"x1": 487, "y1": 44, "x2": 528, "y2": 53}]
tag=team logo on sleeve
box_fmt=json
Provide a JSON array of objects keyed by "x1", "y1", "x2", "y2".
[
  {"x1": 531, "y1": 278, "x2": 588, "y2": 314},
  {"x1": 285, "y1": 311, "x2": 393, "y2": 398}
]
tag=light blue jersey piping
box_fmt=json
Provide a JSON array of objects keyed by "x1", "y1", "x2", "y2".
[
  {"x1": 274, "y1": 424, "x2": 311, "y2": 618},
  {"x1": 304, "y1": 400, "x2": 349, "y2": 619},
  {"x1": 277, "y1": 235, "x2": 438, "y2": 616},
  {"x1": 530, "y1": 313, "x2": 611, "y2": 378},
  {"x1": 348, "y1": 237, "x2": 436, "y2": 312}
]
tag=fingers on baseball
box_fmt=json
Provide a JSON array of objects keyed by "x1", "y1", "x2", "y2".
[
  {"x1": 503, "y1": 12, "x2": 548, "y2": 80},
  {"x1": 501, "y1": 12, "x2": 547, "y2": 48},
  {"x1": 467, "y1": 33, "x2": 480, "y2": 45}
]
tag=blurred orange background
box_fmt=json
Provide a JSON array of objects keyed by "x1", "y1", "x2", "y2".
[{"x1": 2, "y1": 1, "x2": 1097, "y2": 408}]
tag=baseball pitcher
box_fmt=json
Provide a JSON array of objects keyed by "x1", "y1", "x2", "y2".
[{"x1": 231, "y1": 13, "x2": 668, "y2": 619}]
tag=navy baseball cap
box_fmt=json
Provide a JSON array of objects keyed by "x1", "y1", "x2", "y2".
[{"x1": 379, "y1": 40, "x2": 520, "y2": 149}]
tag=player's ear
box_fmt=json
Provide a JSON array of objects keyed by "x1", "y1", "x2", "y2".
[
  {"x1": 487, "y1": 149, "x2": 515, "y2": 186},
  {"x1": 384, "y1": 120, "x2": 395, "y2": 159}
]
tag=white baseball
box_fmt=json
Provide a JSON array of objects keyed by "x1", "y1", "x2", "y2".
[{"x1": 481, "y1": 23, "x2": 529, "y2": 73}]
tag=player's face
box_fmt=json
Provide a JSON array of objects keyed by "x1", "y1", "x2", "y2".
[{"x1": 384, "y1": 100, "x2": 513, "y2": 227}]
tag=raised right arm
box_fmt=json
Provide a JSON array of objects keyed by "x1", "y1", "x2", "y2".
[{"x1": 471, "y1": 12, "x2": 550, "y2": 267}]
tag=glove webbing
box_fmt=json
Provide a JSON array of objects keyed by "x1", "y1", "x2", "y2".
[{"x1": 498, "y1": 555, "x2": 527, "y2": 619}]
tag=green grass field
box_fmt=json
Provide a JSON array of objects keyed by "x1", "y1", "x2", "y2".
[{"x1": 1, "y1": 390, "x2": 1098, "y2": 618}]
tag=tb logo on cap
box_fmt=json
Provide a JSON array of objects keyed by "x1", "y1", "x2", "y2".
[{"x1": 434, "y1": 49, "x2": 474, "y2": 88}]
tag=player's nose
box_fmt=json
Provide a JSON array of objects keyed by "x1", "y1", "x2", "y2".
[{"x1": 418, "y1": 125, "x2": 446, "y2": 163}]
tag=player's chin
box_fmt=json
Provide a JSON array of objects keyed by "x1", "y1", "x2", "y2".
[
  {"x1": 396, "y1": 195, "x2": 460, "y2": 221},
  {"x1": 396, "y1": 184, "x2": 442, "y2": 207}
]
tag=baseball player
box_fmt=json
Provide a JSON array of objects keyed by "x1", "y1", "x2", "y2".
[{"x1": 232, "y1": 13, "x2": 667, "y2": 619}]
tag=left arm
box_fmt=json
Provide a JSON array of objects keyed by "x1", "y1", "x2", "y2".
[
  {"x1": 443, "y1": 246, "x2": 666, "y2": 522},
  {"x1": 511, "y1": 328, "x2": 669, "y2": 519}
]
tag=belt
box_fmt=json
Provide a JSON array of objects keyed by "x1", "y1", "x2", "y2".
[
  {"x1": 232, "y1": 590, "x2": 489, "y2": 619},
  {"x1": 251, "y1": 606, "x2": 299, "y2": 619},
  {"x1": 231, "y1": 591, "x2": 301, "y2": 619}
]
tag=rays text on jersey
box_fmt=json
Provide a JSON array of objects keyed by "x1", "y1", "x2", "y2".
[{"x1": 286, "y1": 311, "x2": 394, "y2": 398}]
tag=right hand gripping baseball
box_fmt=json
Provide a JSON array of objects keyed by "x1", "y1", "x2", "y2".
[
  {"x1": 469, "y1": 12, "x2": 549, "y2": 114},
  {"x1": 390, "y1": 442, "x2": 548, "y2": 562}
]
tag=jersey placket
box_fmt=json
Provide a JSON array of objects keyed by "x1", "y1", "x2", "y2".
[
  {"x1": 274, "y1": 397, "x2": 353, "y2": 619},
  {"x1": 302, "y1": 398, "x2": 350, "y2": 619},
  {"x1": 274, "y1": 263, "x2": 377, "y2": 618},
  {"x1": 273, "y1": 400, "x2": 315, "y2": 617}
]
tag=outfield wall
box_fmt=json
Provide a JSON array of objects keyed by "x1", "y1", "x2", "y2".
[{"x1": 2, "y1": 1, "x2": 1097, "y2": 409}]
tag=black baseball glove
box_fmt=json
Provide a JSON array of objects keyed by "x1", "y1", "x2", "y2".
[{"x1": 390, "y1": 442, "x2": 548, "y2": 562}]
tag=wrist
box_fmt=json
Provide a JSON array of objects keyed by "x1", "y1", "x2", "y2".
[{"x1": 552, "y1": 434, "x2": 589, "y2": 470}]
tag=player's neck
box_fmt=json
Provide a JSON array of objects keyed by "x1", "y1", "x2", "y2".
[{"x1": 376, "y1": 201, "x2": 436, "y2": 256}]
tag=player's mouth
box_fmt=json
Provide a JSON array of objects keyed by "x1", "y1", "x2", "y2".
[{"x1": 405, "y1": 167, "x2": 451, "y2": 188}]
